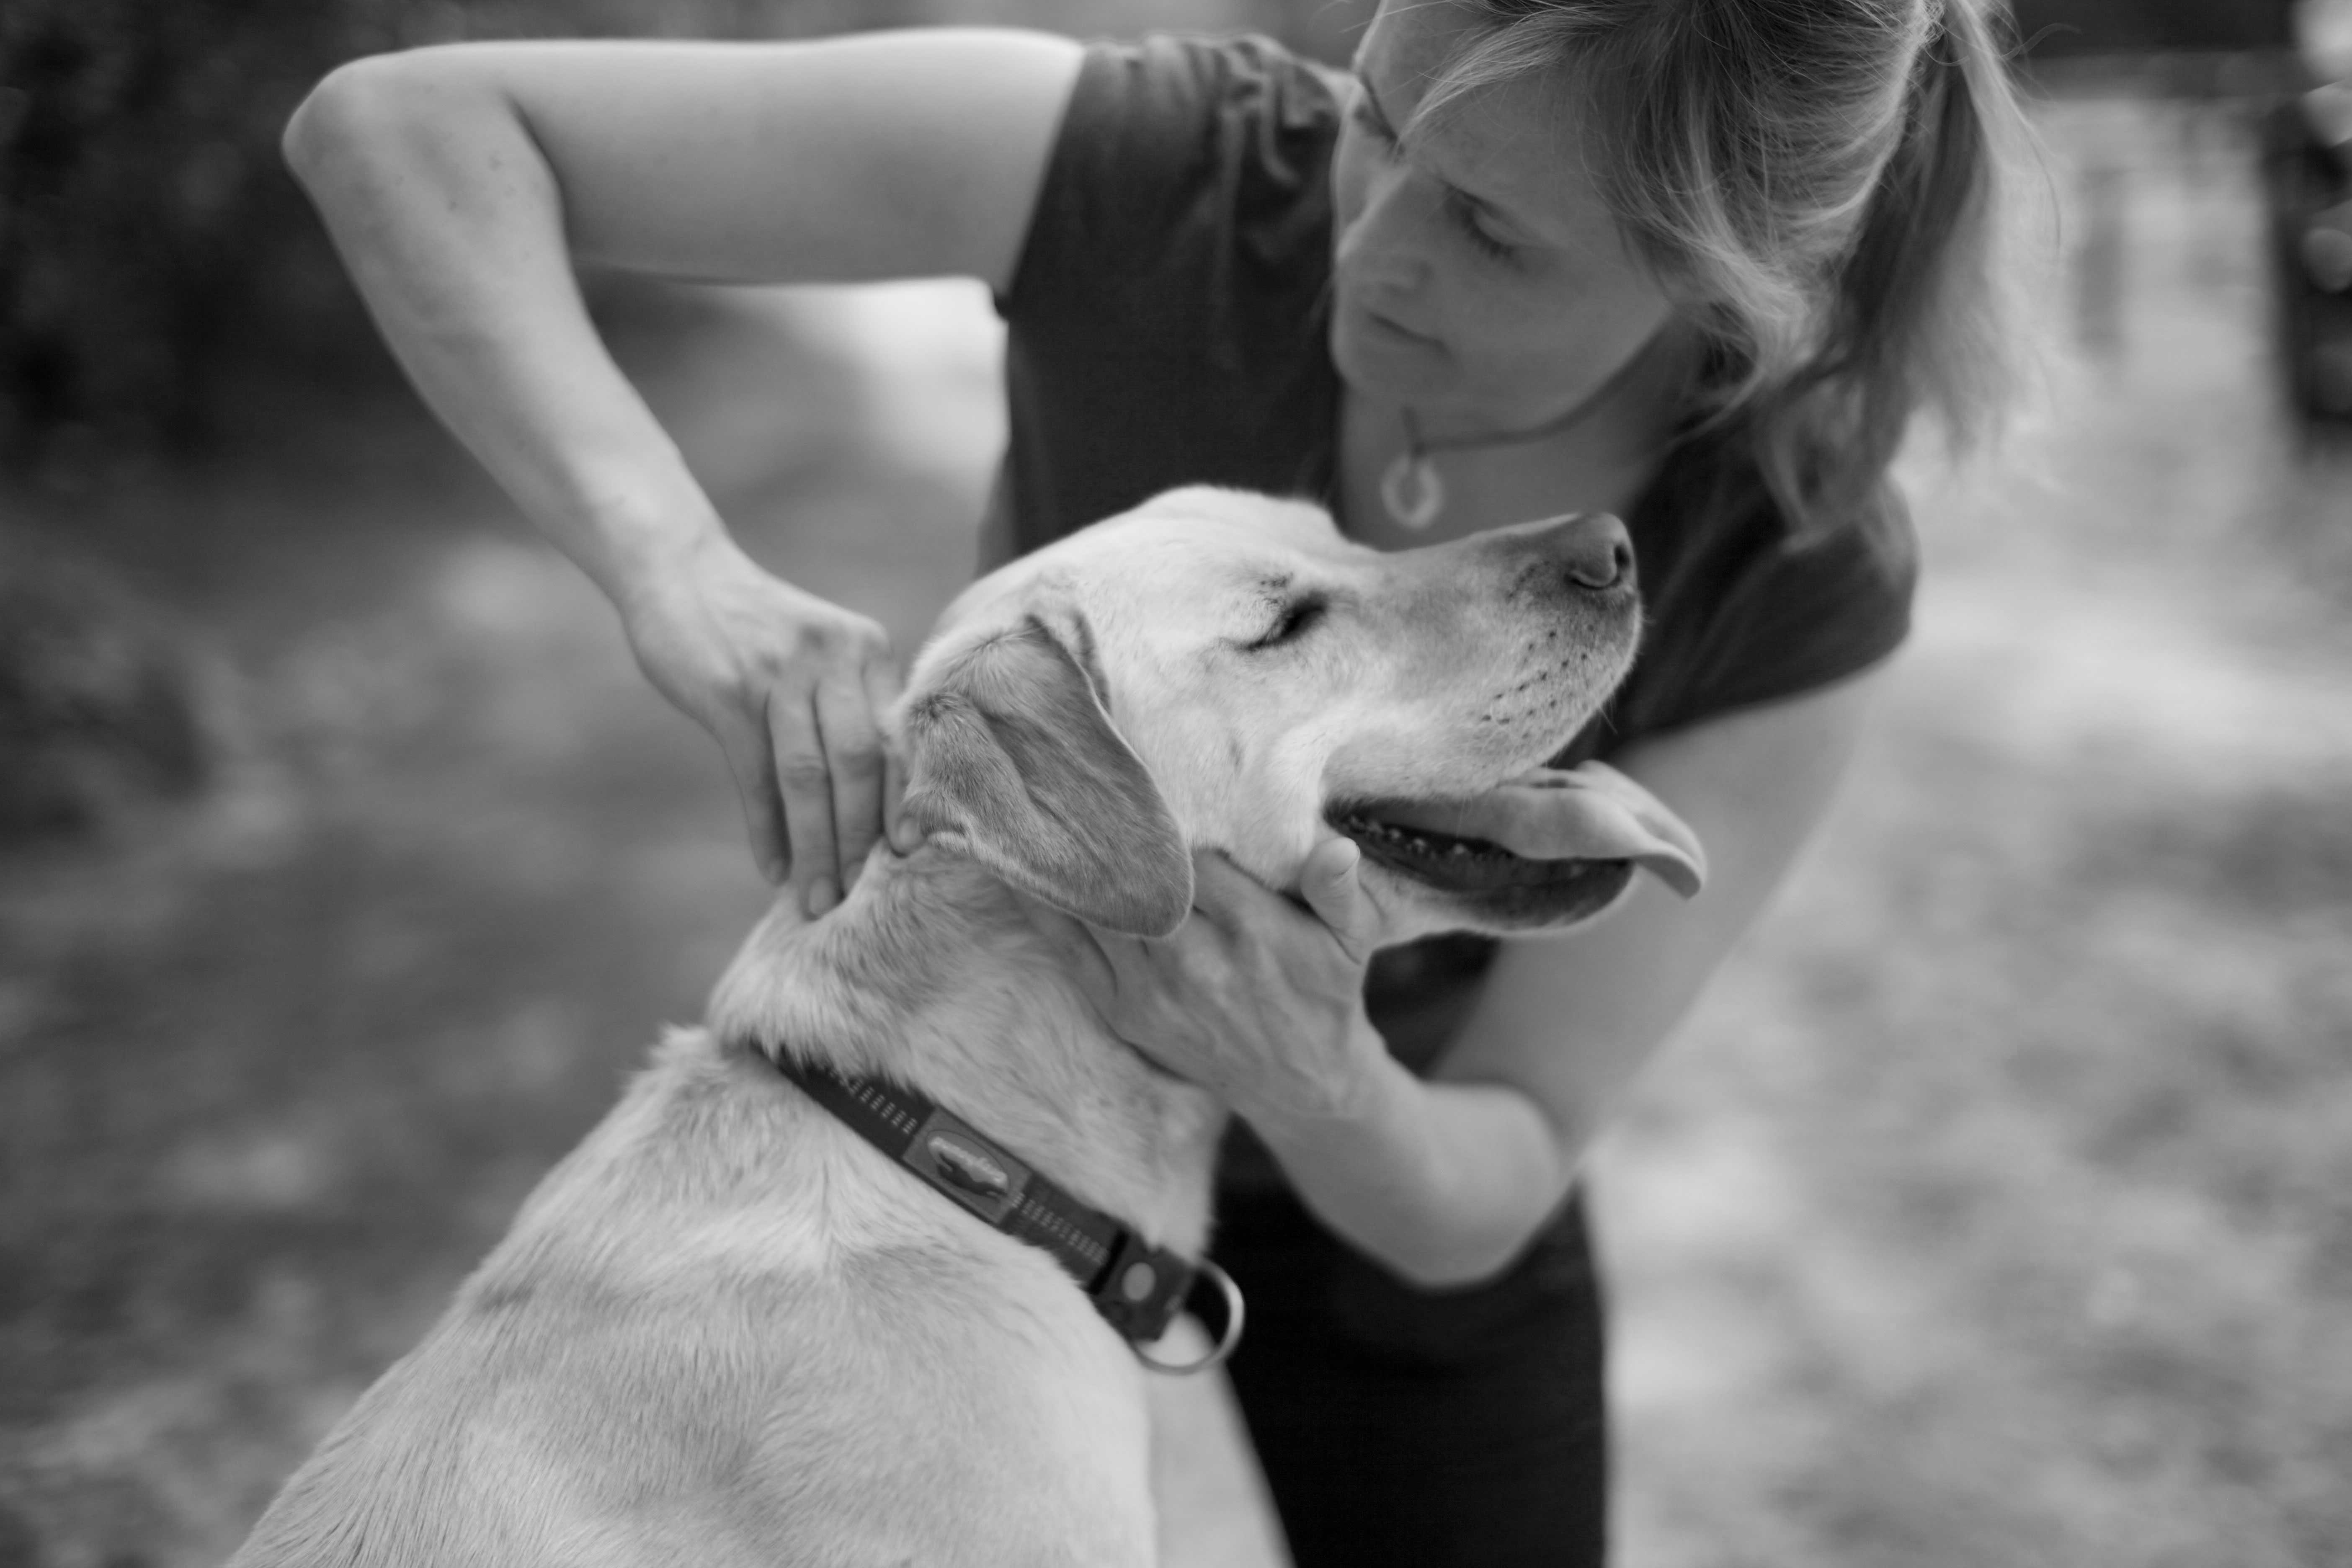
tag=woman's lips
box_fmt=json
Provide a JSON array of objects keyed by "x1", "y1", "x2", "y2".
[
  {"x1": 1346, "y1": 295, "x2": 1440, "y2": 348},
  {"x1": 1367, "y1": 309, "x2": 1438, "y2": 345}
]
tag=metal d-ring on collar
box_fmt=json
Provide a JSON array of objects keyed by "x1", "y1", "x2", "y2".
[
  {"x1": 764, "y1": 1049, "x2": 1246, "y2": 1376},
  {"x1": 1131, "y1": 1256, "x2": 1246, "y2": 1376}
]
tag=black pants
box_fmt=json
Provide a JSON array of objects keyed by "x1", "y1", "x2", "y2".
[{"x1": 1209, "y1": 1185, "x2": 1610, "y2": 1568}]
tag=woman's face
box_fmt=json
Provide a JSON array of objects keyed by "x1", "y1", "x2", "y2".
[{"x1": 1329, "y1": 0, "x2": 1679, "y2": 428}]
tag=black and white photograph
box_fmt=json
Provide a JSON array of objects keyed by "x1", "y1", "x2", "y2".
[{"x1": 3, "y1": 0, "x2": 2349, "y2": 1563}]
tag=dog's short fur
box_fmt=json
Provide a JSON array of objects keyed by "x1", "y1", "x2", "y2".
[{"x1": 227, "y1": 488, "x2": 1702, "y2": 1568}]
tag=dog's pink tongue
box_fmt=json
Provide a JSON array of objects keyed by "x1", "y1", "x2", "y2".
[{"x1": 1372, "y1": 763, "x2": 1707, "y2": 898}]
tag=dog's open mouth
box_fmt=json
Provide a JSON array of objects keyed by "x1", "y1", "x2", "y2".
[
  {"x1": 1332, "y1": 808, "x2": 1629, "y2": 896},
  {"x1": 1325, "y1": 764, "x2": 1709, "y2": 908}
]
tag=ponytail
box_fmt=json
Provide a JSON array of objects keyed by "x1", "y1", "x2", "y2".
[{"x1": 1759, "y1": 0, "x2": 2030, "y2": 525}]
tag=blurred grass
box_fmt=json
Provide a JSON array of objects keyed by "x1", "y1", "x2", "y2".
[{"x1": 1, "y1": 83, "x2": 2349, "y2": 1568}]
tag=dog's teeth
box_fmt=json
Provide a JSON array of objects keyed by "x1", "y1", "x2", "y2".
[{"x1": 1339, "y1": 813, "x2": 1519, "y2": 864}]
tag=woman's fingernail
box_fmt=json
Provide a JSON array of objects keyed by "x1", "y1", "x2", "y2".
[{"x1": 806, "y1": 878, "x2": 838, "y2": 917}]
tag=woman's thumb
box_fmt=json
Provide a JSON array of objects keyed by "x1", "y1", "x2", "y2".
[{"x1": 1300, "y1": 836, "x2": 1371, "y2": 947}]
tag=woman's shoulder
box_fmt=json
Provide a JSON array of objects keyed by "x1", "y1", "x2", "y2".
[
  {"x1": 1071, "y1": 32, "x2": 1347, "y2": 122},
  {"x1": 1004, "y1": 30, "x2": 1342, "y2": 329},
  {"x1": 992, "y1": 34, "x2": 1348, "y2": 567},
  {"x1": 1038, "y1": 32, "x2": 1345, "y2": 226}
]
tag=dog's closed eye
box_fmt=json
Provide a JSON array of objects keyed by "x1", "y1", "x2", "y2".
[{"x1": 1243, "y1": 595, "x2": 1327, "y2": 652}]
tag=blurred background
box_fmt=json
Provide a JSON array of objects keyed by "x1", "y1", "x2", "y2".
[{"x1": 3, "y1": 2, "x2": 2350, "y2": 1565}]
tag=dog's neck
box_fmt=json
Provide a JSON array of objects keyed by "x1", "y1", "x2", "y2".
[{"x1": 705, "y1": 846, "x2": 1227, "y2": 1257}]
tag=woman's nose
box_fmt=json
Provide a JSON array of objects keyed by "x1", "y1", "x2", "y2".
[{"x1": 1336, "y1": 160, "x2": 1434, "y2": 295}]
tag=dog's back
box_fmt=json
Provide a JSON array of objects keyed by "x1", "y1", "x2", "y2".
[{"x1": 229, "y1": 1028, "x2": 1160, "y2": 1568}]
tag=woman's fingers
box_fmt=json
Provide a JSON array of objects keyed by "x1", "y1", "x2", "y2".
[
  {"x1": 622, "y1": 546, "x2": 910, "y2": 904},
  {"x1": 714, "y1": 704, "x2": 790, "y2": 885},
  {"x1": 863, "y1": 655, "x2": 917, "y2": 854},
  {"x1": 1191, "y1": 842, "x2": 1375, "y2": 962},
  {"x1": 1021, "y1": 856, "x2": 1379, "y2": 1119},
  {"x1": 767, "y1": 689, "x2": 842, "y2": 916},
  {"x1": 1025, "y1": 906, "x2": 1121, "y2": 1006},
  {"x1": 1182, "y1": 850, "x2": 1247, "y2": 937},
  {"x1": 815, "y1": 666, "x2": 888, "y2": 891},
  {"x1": 882, "y1": 745, "x2": 913, "y2": 853}
]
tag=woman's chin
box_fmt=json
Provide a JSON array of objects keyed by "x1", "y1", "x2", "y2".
[{"x1": 1331, "y1": 314, "x2": 1451, "y2": 404}]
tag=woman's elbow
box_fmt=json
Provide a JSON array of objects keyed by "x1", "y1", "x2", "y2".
[
  {"x1": 284, "y1": 57, "x2": 397, "y2": 192},
  {"x1": 1385, "y1": 1089, "x2": 1584, "y2": 1289},
  {"x1": 284, "y1": 51, "x2": 488, "y2": 201}
]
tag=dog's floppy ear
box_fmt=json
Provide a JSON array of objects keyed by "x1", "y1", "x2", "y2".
[{"x1": 902, "y1": 618, "x2": 1193, "y2": 937}]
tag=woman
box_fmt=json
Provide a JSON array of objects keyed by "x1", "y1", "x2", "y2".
[{"x1": 284, "y1": 1, "x2": 2026, "y2": 1560}]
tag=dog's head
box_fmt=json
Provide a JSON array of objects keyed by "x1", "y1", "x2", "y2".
[{"x1": 897, "y1": 487, "x2": 1704, "y2": 942}]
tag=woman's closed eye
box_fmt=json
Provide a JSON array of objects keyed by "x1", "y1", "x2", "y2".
[
  {"x1": 1445, "y1": 191, "x2": 1522, "y2": 265},
  {"x1": 1351, "y1": 84, "x2": 1524, "y2": 268}
]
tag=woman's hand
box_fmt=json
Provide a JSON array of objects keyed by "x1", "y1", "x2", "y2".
[
  {"x1": 620, "y1": 534, "x2": 910, "y2": 914},
  {"x1": 284, "y1": 35, "x2": 1082, "y2": 915},
  {"x1": 1038, "y1": 838, "x2": 1388, "y2": 1125}
]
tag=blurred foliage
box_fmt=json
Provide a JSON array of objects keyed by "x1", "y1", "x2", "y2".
[
  {"x1": 0, "y1": 529, "x2": 213, "y2": 843},
  {"x1": 2, "y1": 0, "x2": 402, "y2": 461},
  {"x1": 2013, "y1": 0, "x2": 2299, "y2": 55},
  {"x1": 0, "y1": 0, "x2": 1355, "y2": 469}
]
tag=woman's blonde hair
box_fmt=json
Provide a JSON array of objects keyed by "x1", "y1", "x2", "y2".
[{"x1": 1418, "y1": 0, "x2": 2033, "y2": 533}]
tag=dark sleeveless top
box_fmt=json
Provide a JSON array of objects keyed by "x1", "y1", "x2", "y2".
[{"x1": 985, "y1": 34, "x2": 1917, "y2": 1091}]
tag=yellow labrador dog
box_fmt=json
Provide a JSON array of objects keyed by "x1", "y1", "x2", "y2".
[{"x1": 227, "y1": 487, "x2": 1703, "y2": 1568}]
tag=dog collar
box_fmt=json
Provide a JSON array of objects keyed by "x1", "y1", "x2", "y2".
[{"x1": 765, "y1": 1051, "x2": 1243, "y2": 1374}]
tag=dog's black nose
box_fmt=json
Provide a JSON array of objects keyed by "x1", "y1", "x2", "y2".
[{"x1": 1547, "y1": 512, "x2": 1634, "y2": 593}]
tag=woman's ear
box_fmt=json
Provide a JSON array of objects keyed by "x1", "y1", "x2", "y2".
[{"x1": 900, "y1": 619, "x2": 1193, "y2": 937}]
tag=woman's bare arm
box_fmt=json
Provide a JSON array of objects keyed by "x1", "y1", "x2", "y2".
[
  {"x1": 283, "y1": 32, "x2": 1084, "y2": 909},
  {"x1": 1255, "y1": 674, "x2": 1880, "y2": 1285}
]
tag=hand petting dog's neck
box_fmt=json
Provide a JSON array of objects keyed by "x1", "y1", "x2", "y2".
[{"x1": 706, "y1": 846, "x2": 1225, "y2": 1255}]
